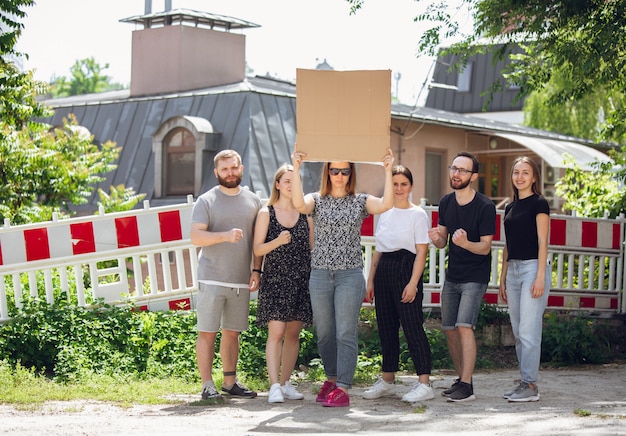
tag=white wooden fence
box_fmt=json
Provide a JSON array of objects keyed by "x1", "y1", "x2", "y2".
[{"x1": 0, "y1": 198, "x2": 624, "y2": 322}]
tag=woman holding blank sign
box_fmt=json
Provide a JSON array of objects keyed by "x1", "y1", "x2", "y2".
[{"x1": 290, "y1": 147, "x2": 394, "y2": 407}]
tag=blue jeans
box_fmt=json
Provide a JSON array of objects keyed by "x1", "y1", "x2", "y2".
[
  {"x1": 506, "y1": 259, "x2": 550, "y2": 384},
  {"x1": 309, "y1": 268, "x2": 366, "y2": 389},
  {"x1": 441, "y1": 281, "x2": 487, "y2": 329}
]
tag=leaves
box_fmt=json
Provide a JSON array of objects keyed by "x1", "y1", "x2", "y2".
[
  {"x1": 0, "y1": 115, "x2": 120, "y2": 224},
  {"x1": 411, "y1": 0, "x2": 626, "y2": 142},
  {"x1": 51, "y1": 57, "x2": 121, "y2": 97},
  {"x1": 97, "y1": 184, "x2": 146, "y2": 214},
  {"x1": 555, "y1": 151, "x2": 626, "y2": 218}
]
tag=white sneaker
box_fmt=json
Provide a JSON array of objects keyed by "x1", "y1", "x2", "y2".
[
  {"x1": 281, "y1": 381, "x2": 304, "y2": 400},
  {"x1": 363, "y1": 377, "x2": 396, "y2": 399},
  {"x1": 402, "y1": 382, "x2": 435, "y2": 402},
  {"x1": 268, "y1": 383, "x2": 284, "y2": 403}
]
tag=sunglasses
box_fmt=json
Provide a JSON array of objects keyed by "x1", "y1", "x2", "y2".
[{"x1": 329, "y1": 167, "x2": 352, "y2": 176}]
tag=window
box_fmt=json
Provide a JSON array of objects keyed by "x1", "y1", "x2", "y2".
[
  {"x1": 456, "y1": 62, "x2": 473, "y2": 93},
  {"x1": 152, "y1": 116, "x2": 219, "y2": 198},
  {"x1": 164, "y1": 127, "x2": 195, "y2": 195},
  {"x1": 425, "y1": 152, "x2": 443, "y2": 205}
]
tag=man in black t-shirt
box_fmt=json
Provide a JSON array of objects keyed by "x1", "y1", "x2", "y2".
[{"x1": 428, "y1": 151, "x2": 496, "y2": 403}]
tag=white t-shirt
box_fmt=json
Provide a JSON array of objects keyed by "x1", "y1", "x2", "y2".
[{"x1": 374, "y1": 205, "x2": 430, "y2": 253}]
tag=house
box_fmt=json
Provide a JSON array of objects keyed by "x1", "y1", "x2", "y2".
[
  {"x1": 425, "y1": 43, "x2": 526, "y2": 125},
  {"x1": 40, "y1": 7, "x2": 613, "y2": 214}
]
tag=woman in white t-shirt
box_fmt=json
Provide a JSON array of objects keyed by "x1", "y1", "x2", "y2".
[{"x1": 363, "y1": 165, "x2": 435, "y2": 403}]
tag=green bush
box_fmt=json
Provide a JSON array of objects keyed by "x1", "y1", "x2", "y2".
[
  {"x1": 0, "y1": 298, "x2": 199, "y2": 382},
  {"x1": 1, "y1": 297, "x2": 620, "y2": 389},
  {"x1": 541, "y1": 311, "x2": 611, "y2": 365},
  {"x1": 476, "y1": 301, "x2": 510, "y2": 330}
]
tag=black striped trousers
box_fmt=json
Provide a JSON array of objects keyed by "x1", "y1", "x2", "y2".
[{"x1": 373, "y1": 249, "x2": 432, "y2": 375}]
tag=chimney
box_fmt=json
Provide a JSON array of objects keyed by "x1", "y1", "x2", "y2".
[{"x1": 121, "y1": 8, "x2": 259, "y2": 97}]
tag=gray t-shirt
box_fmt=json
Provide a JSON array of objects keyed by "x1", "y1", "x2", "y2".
[{"x1": 191, "y1": 186, "x2": 261, "y2": 286}]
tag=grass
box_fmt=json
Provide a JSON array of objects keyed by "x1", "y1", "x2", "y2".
[
  {"x1": 0, "y1": 360, "x2": 271, "y2": 408},
  {"x1": 0, "y1": 364, "x2": 198, "y2": 407}
]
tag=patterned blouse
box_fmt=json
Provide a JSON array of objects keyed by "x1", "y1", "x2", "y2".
[{"x1": 310, "y1": 192, "x2": 369, "y2": 270}]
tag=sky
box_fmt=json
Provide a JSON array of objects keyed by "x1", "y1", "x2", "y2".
[{"x1": 16, "y1": 0, "x2": 472, "y2": 105}]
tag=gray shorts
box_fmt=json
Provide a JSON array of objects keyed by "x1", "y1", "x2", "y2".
[
  {"x1": 441, "y1": 281, "x2": 488, "y2": 330},
  {"x1": 196, "y1": 282, "x2": 250, "y2": 332}
]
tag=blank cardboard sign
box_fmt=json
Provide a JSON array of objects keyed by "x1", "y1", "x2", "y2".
[{"x1": 296, "y1": 69, "x2": 391, "y2": 163}]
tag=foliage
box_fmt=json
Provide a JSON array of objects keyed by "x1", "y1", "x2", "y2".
[
  {"x1": 1, "y1": 2, "x2": 122, "y2": 225},
  {"x1": 50, "y1": 57, "x2": 126, "y2": 97},
  {"x1": 476, "y1": 301, "x2": 509, "y2": 330},
  {"x1": 347, "y1": 0, "x2": 626, "y2": 142},
  {"x1": 555, "y1": 151, "x2": 626, "y2": 218},
  {"x1": 0, "y1": 299, "x2": 199, "y2": 382},
  {"x1": 0, "y1": 115, "x2": 120, "y2": 224},
  {"x1": 0, "y1": 296, "x2": 622, "y2": 403},
  {"x1": 97, "y1": 184, "x2": 146, "y2": 213},
  {"x1": 0, "y1": 1, "x2": 47, "y2": 129},
  {"x1": 541, "y1": 311, "x2": 611, "y2": 365},
  {"x1": 524, "y1": 79, "x2": 626, "y2": 146}
]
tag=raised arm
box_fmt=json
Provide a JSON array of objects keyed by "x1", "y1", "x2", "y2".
[
  {"x1": 366, "y1": 148, "x2": 395, "y2": 215},
  {"x1": 290, "y1": 147, "x2": 315, "y2": 215}
]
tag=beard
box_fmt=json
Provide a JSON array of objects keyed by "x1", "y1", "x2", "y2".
[
  {"x1": 217, "y1": 173, "x2": 242, "y2": 188},
  {"x1": 449, "y1": 177, "x2": 471, "y2": 191}
]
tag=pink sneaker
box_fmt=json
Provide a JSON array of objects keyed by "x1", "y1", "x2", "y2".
[
  {"x1": 322, "y1": 388, "x2": 350, "y2": 407},
  {"x1": 315, "y1": 381, "x2": 337, "y2": 403}
]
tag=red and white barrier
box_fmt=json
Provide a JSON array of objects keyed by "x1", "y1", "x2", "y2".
[{"x1": 0, "y1": 202, "x2": 624, "y2": 320}]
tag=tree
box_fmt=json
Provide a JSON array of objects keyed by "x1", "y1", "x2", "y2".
[
  {"x1": 555, "y1": 150, "x2": 626, "y2": 218},
  {"x1": 1, "y1": 0, "x2": 48, "y2": 129},
  {"x1": 0, "y1": 115, "x2": 120, "y2": 224},
  {"x1": 347, "y1": 0, "x2": 626, "y2": 142},
  {"x1": 97, "y1": 184, "x2": 146, "y2": 214},
  {"x1": 51, "y1": 57, "x2": 125, "y2": 97},
  {"x1": 524, "y1": 76, "x2": 626, "y2": 145},
  {"x1": 1, "y1": 1, "x2": 121, "y2": 224}
]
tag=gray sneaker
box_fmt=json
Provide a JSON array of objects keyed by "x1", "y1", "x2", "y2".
[
  {"x1": 201, "y1": 380, "x2": 223, "y2": 400},
  {"x1": 502, "y1": 382, "x2": 520, "y2": 399},
  {"x1": 507, "y1": 382, "x2": 540, "y2": 402}
]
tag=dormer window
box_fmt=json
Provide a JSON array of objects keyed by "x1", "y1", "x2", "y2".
[
  {"x1": 164, "y1": 127, "x2": 195, "y2": 195},
  {"x1": 456, "y1": 61, "x2": 473, "y2": 93},
  {"x1": 152, "y1": 116, "x2": 220, "y2": 198}
]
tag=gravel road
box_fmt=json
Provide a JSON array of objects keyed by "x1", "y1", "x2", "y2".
[{"x1": 2, "y1": 364, "x2": 625, "y2": 435}]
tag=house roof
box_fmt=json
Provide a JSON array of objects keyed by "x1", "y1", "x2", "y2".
[
  {"x1": 41, "y1": 76, "x2": 612, "y2": 212},
  {"x1": 425, "y1": 44, "x2": 526, "y2": 113}
]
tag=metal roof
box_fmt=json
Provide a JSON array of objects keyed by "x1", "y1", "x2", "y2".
[
  {"x1": 40, "y1": 76, "x2": 612, "y2": 213},
  {"x1": 425, "y1": 44, "x2": 526, "y2": 113}
]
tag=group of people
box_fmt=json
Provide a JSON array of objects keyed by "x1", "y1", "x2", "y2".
[{"x1": 190, "y1": 147, "x2": 551, "y2": 407}]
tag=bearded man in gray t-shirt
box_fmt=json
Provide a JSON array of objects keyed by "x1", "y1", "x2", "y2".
[{"x1": 190, "y1": 149, "x2": 262, "y2": 400}]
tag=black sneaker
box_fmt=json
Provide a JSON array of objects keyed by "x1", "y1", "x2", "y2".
[
  {"x1": 222, "y1": 380, "x2": 258, "y2": 398},
  {"x1": 446, "y1": 381, "x2": 475, "y2": 402},
  {"x1": 442, "y1": 378, "x2": 461, "y2": 397}
]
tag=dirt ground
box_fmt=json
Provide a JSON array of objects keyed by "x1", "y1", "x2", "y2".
[{"x1": 2, "y1": 364, "x2": 625, "y2": 436}]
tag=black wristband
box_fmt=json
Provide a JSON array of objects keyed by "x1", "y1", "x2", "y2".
[{"x1": 253, "y1": 269, "x2": 263, "y2": 274}]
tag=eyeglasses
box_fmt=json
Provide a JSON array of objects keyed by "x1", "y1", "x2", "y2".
[
  {"x1": 329, "y1": 168, "x2": 352, "y2": 176},
  {"x1": 448, "y1": 166, "x2": 474, "y2": 176}
]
